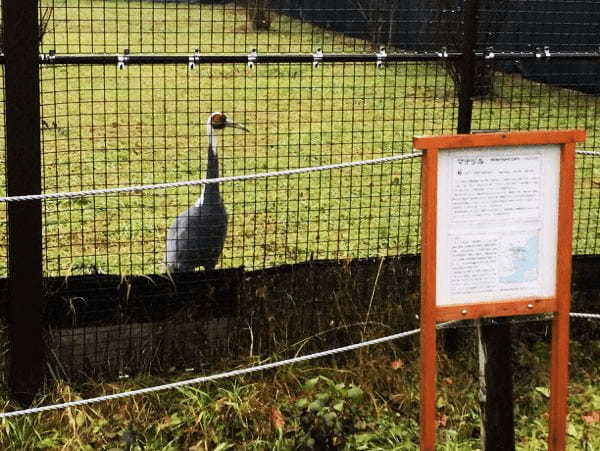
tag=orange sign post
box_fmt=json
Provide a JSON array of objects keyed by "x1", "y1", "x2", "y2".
[{"x1": 414, "y1": 130, "x2": 586, "y2": 451}]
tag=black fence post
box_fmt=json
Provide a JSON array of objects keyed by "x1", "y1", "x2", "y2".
[
  {"x1": 442, "y1": 0, "x2": 480, "y2": 356},
  {"x1": 443, "y1": 0, "x2": 480, "y2": 356},
  {"x1": 479, "y1": 321, "x2": 515, "y2": 450},
  {"x1": 456, "y1": 0, "x2": 478, "y2": 134},
  {"x1": 453, "y1": 1, "x2": 516, "y2": 450},
  {"x1": 2, "y1": 0, "x2": 45, "y2": 405}
]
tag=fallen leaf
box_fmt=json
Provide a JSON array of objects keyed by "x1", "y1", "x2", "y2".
[
  {"x1": 535, "y1": 386, "x2": 550, "y2": 398},
  {"x1": 215, "y1": 398, "x2": 227, "y2": 412},
  {"x1": 255, "y1": 286, "x2": 267, "y2": 299},
  {"x1": 582, "y1": 411, "x2": 600, "y2": 424},
  {"x1": 271, "y1": 407, "x2": 285, "y2": 430},
  {"x1": 391, "y1": 360, "x2": 404, "y2": 370},
  {"x1": 436, "y1": 415, "x2": 449, "y2": 428}
]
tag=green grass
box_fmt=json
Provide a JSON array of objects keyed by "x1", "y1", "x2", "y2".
[
  {"x1": 0, "y1": 0, "x2": 598, "y2": 276},
  {"x1": 42, "y1": 0, "x2": 367, "y2": 55},
  {"x1": 0, "y1": 335, "x2": 598, "y2": 449}
]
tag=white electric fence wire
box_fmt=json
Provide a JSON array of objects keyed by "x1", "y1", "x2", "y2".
[
  {"x1": 0, "y1": 149, "x2": 597, "y2": 204},
  {"x1": 0, "y1": 152, "x2": 423, "y2": 203},
  {"x1": 576, "y1": 150, "x2": 600, "y2": 157},
  {"x1": 0, "y1": 321, "x2": 459, "y2": 419},
  {"x1": 570, "y1": 312, "x2": 600, "y2": 320},
  {"x1": 2, "y1": 312, "x2": 599, "y2": 419},
  {"x1": 0, "y1": 149, "x2": 596, "y2": 204}
]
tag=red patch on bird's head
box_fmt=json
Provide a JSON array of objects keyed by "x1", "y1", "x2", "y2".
[{"x1": 211, "y1": 112, "x2": 227, "y2": 129}]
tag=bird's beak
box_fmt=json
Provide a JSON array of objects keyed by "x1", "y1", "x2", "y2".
[{"x1": 225, "y1": 119, "x2": 250, "y2": 132}]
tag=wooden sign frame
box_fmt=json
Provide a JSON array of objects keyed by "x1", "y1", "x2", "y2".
[{"x1": 413, "y1": 130, "x2": 586, "y2": 451}]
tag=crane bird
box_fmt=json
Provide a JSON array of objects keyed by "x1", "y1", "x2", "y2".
[{"x1": 165, "y1": 112, "x2": 248, "y2": 272}]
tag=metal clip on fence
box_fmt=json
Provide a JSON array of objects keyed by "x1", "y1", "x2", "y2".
[
  {"x1": 117, "y1": 48, "x2": 130, "y2": 70},
  {"x1": 437, "y1": 46, "x2": 449, "y2": 58},
  {"x1": 188, "y1": 48, "x2": 200, "y2": 70},
  {"x1": 484, "y1": 46, "x2": 495, "y2": 60},
  {"x1": 247, "y1": 49, "x2": 258, "y2": 69},
  {"x1": 313, "y1": 48, "x2": 323, "y2": 68},
  {"x1": 535, "y1": 46, "x2": 551, "y2": 59},
  {"x1": 376, "y1": 47, "x2": 387, "y2": 69},
  {"x1": 42, "y1": 49, "x2": 56, "y2": 64}
]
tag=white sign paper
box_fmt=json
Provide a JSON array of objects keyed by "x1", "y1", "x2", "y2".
[{"x1": 436, "y1": 145, "x2": 560, "y2": 305}]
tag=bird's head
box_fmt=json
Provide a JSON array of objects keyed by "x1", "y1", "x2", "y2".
[{"x1": 207, "y1": 112, "x2": 249, "y2": 132}]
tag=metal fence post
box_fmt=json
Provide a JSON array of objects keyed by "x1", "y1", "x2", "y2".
[
  {"x1": 2, "y1": 0, "x2": 45, "y2": 405},
  {"x1": 479, "y1": 321, "x2": 515, "y2": 451},
  {"x1": 455, "y1": 1, "x2": 516, "y2": 450},
  {"x1": 456, "y1": 0, "x2": 478, "y2": 134}
]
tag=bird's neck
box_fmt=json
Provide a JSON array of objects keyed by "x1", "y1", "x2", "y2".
[
  {"x1": 206, "y1": 143, "x2": 220, "y2": 179},
  {"x1": 206, "y1": 123, "x2": 220, "y2": 176},
  {"x1": 196, "y1": 125, "x2": 220, "y2": 207}
]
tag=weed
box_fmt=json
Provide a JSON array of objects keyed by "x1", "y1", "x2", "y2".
[{"x1": 282, "y1": 375, "x2": 366, "y2": 449}]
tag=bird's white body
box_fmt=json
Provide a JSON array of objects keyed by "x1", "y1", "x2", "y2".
[{"x1": 164, "y1": 113, "x2": 241, "y2": 272}]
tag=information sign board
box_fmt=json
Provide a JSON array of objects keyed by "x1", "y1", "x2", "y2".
[
  {"x1": 436, "y1": 145, "x2": 560, "y2": 306},
  {"x1": 413, "y1": 130, "x2": 586, "y2": 451}
]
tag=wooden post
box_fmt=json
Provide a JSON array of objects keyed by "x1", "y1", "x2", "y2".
[
  {"x1": 2, "y1": 0, "x2": 45, "y2": 405},
  {"x1": 419, "y1": 148, "x2": 439, "y2": 451},
  {"x1": 548, "y1": 141, "x2": 576, "y2": 450}
]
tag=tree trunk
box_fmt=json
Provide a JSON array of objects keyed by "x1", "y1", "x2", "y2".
[{"x1": 247, "y1": 0, "x2": 272, "y2": 31}]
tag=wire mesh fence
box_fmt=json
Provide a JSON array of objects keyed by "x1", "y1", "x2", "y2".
[
  {"x1": 34, "y1": 61, "x2": 600, "y2": 277},
  {"x1": 38, "y1": 61, "x2": 443, "y2": 275},
  {"x1": 0, "y1": 0, "x2": 599, "y2": 384}
]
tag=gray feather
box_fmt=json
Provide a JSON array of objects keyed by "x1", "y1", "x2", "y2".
[{"x1": 164, "y1": 197, "x2": 227, "y2": 272}]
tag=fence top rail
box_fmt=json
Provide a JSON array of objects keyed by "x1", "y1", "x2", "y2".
[{"x1": 0, "y1": 49, "x2": 599, "y2": 66}]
